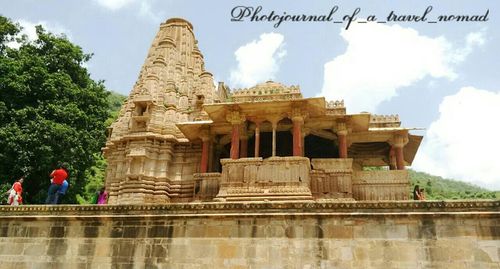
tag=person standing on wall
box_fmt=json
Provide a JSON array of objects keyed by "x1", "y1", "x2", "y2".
[
  {"x1": 412, "y1": 185, "x2": 422, "y2": 200},
  {"x1": 7, "y1": 176, "x2": 24, "y2": 206},
  {"x1": 97, "y1": 187, "x2": 108, "y2": 204},
  {"x1": 419, "y1": 188, "x2": 426, "y2": 200},
  {"x1": 54, "y1": 179, "x2": 69, "y2": 204},
  {"x1": 45, "y1": 163, "x2": 68, "y2": 204}
]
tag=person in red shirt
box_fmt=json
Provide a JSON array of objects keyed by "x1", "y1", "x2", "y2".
[
  {"x1": 7, "y1": 177, "x2": 24, "y2": 205},
  {"x1": 45, "y1": 163, "x2": 69, "y2": 204}
]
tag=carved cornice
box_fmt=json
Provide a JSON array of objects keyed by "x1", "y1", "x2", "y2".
[
  {"x1": 231, "y1": 81, "x2": 302, "y2": 103},
  {"x1": 389, "y1": 133, "x2": 409, "y2": 148},
  {"x1": 326, "y1": 100, "x2": 346, "y2": 115},
  {"x1": 0, "y1": 200, "x2": 498, "y2": 217},
  {"x1": 370, "y1": 114, "x2": 401, "y2": 128},
  {"x1": 225, "y1": 109, "x2": 245, "y2": 125}
]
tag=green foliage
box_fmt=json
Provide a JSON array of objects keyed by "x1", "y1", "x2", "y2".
[
  {"x1": 0, "y1": 16, "x2": 109, "y2": 204},
  {"x1": 105, "y1": 91, "x2": 126, "y2": 126},
  {"x1": 409, "y1": 170, "x2": 497, "y2": 200},
  {"x1": 0, "y1": 182, "x2": 10, "y2": 204},
  {"x1": 78, "y1": 92, "x2": 125, "y2": 204},
  {"x1": 77, "y1": 153, "x2": 107, "y2": 204}
]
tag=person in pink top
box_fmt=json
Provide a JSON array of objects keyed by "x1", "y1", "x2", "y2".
[{"x1": 97, "y1": 187, "x2": 108, "y2": 204}]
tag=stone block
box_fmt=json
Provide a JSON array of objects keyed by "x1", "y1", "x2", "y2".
[
  {"x1": 216, "y1": 242, "x2": 239, "y2": 259},
  {"x1": 473, "y1": 248, "x2": 494, "y2": 262},
  {"x1": 322, "y1": 225, "x2": 353, "y2": 239},
  {"x1": 353, "y1": 225, "x2": 385, "y2": 239},
  {"x1": 49, "y1": 226, "x2": 66, "y2": 238},
  {"x1": 340, "y1": 246, "x2": 353, "y2": 261},
  {"x1": 22, "y1": 243, "x2": 47, "y2": 256},
  {"x1": 235, "y1": 224, "x2": 253, "y2": 238},
  {"x1": 148, "y1": 225, "x2": 173, "y2": 238},
  {"x1": 93, "y1": 240, "x2": 112, "y2": 257},
  {"x1": 264, "y1": 225, "x2": 285, "y2": 238}
]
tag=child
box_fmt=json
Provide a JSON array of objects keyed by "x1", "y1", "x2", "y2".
[{"x1": 7, "y1": 177, "x2": 24, "y2": 206}]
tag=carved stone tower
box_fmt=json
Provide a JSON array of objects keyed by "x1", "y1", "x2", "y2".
[{"x1": 103, "y1": 18, "x2": 216, "y2": 204}]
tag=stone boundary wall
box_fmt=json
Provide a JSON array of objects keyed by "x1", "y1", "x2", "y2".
[{"x1": 0, "y1": 200, "x2": 498, "y2": 269}]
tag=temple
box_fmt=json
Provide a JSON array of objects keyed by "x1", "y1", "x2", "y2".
[{"x1": 103, "y1": 18, "x2": 423, "y2": 204}]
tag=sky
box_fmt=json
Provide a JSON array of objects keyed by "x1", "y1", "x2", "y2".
[{"x1": 2, "y1": 0, "x2": 499, "y2": 190}]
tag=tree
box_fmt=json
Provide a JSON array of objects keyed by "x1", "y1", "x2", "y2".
[
  {"x1": 77, "y1": 91, "x2": 126, "y2": 204},
  {"x1": 0, "y1": 16, "x2": 109, "y2": 204}
]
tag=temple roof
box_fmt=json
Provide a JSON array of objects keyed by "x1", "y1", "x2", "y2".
[
  {"x1": 204, "y1": 97, "x2": 326, "y2": 123},
  {"x1": 174, "y1": 79, "x2": 423, "y2": 166},
  {"x1": 231, "y1": 80, "x2": 302, "y2": 102}
]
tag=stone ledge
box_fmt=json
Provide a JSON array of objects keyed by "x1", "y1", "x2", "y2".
[{"x1": 0, "y1": 200, "x2": 498, "y2": 217}]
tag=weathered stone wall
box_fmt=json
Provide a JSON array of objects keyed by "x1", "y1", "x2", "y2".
[{"x1": 0, "y1": 200, "x2": 498, "y2": 269}]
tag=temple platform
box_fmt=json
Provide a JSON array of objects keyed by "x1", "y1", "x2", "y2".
[{"x1": 0, "y1": 200, "x2": 498, "y2": 268}]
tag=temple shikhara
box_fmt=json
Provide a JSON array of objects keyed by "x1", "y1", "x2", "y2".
[{"x1": 103, "y1": 18, "x2": 423, "y2": 204}]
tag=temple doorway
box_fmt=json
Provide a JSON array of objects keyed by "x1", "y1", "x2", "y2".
[
  {"x1": 247, "y1": 131, "x2": 293, "y2": 158},
  {"x1": 304, "y1": 134, "x2": 338, "y2": 159}
]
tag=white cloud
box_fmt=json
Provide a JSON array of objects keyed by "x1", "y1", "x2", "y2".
[
  {"x1": 7, "y1": 20, "x2": 71, "y2": 49},
  {"x1": 229, "y1": 32, "x2": 287, "y2": 88},
  {"x1": 413, "y1": 87, "x2": 500, "y2": 190},
  {"x1": 94, "y1": 0, "x2": 163, "y2": 23},
  {"x1": 139, "y1": 1, "x2": 162, "y2": 22},
  {"x1": 320, "y1": 23, "x2": 485, "y2": 113},
  {"x1": 93, "y1": 0, "x2": 136, "y2": 10}
]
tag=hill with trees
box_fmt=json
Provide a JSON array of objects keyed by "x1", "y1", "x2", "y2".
[{"x1": 409, "y1": 170, "x2": 498, "y2": 200}]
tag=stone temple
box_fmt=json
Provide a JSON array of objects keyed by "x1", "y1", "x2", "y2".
[{"x1": 103, "y1": 18, "x2": 423, "y2": 204}]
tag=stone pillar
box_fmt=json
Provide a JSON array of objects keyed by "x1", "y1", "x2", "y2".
[
  {"x1": 226, "y1": 110, "x2": 245, "y2": 160},
  {"x1": 199, "y1": 130, "x2": 210, "y2": 173},
  {"x1": 272, "y1": 121, "x2": 277, "y2": 157},
  {"x1": 268, "y1": 116, "x2": 281, "y2": 157},
  {"x1": 254, "y1": 122, "x2": 261, "y2": 157},
  {"x1": 208, "y1": 140, "x2": 214, "y2": 172},
  {"x1": 230, "y1": 124, "x2": 240, "y2": 159},
  {"x1": 200, "y1": 140, "x2": 209, "y2": 173},
  {"x1": 337, "y1": 122, "x2": 348, "y2": 158},
  {"x1": 389, "y1": 146, "x2": 397, "y2": 170},
  {"x1": 301, "y1": 127, "x2": 310, "y2": 157},
  {"x1": 292, "y1": 114, "x2": 304, "y2": 157},
  {"x1": 395, "y1": 146, "x2": 405, "y2": 170},
  {"x1": 390, "y1": 133, "x2": 408, "y2": 170}
]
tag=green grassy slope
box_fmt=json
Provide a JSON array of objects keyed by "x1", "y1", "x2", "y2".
[{"x1": 409, "y1": 170, "x2": 498, "y2": 200}]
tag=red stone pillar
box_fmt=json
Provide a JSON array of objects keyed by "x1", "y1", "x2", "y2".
[
  {"x1": 337, "y1": 123, "x2": 348, "y2": 158},
  {"x1": 254, "y1": 122, "x2": 261, "y2": 157},
  {"x1": 389, "y1": 146, "x2": 397, "y2": 170},
  {"x1": 292, "y1": 116, "x2": 303, "y2": 156},
  {"x1": 227, "y1": 110, "x2": 244, "y2": 160},
  {"x1": 230, "y1": 124, "x2": 240, "y2": 159},
  {"x1": 338, "y1": 134, "x2": 347, "y2": 158},
  {"x1": 200, "y1": 139, "x2": 209, "y2": 173},
  {"x1": 391, "y1": 134, "x2": 408, "y2": 170}
]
